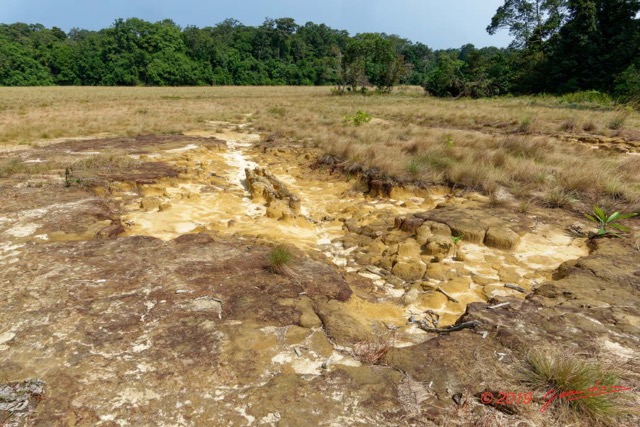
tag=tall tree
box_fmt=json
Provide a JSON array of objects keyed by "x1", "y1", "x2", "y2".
[
  {"x1": 339, "y1": 33, "x2": 408, "y2": 92},
  {"x1": 487, "y1": 0, "x2": 568, "y2": 49},
  {"x1": 547, "y1": 0, "x2": 640, "y2": 92}
]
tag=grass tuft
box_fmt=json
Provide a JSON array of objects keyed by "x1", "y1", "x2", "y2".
[
  {"x1": 72, "y1": 154, "x2": 138, "y2": 171},
  {"x1": 0, "y1": 159, "x2": 29, "y2": 177},
  {"x1": 405, "y1": 158, "x2": 423, "y2": 179},
  {"x1": 267, "y1": 245, "x2": 293, "y2": 275},
  {"x1": 542, "y1": 187, "x2": 578, "y2": 208},
  {"x1": 518, "y1": 200, "x2": 531, "y2": 213},
  {"x1": 0, "y1": 158, "x2": 56, "y2": 177},
  {"x1": 519, "y1": 350, "x2": 628, "y2": 425},
  {"x1": 559, "y1": 90, "x2": 613, "y2": 107},
  {"x1": 517, "y1": 115, "x2": 534, "y2": 133},
  {"x1": 607, "y1": 111, "x2": 629, "y2": 130},
  {"x1": 560, "y1": 117, "x2": 578, "y2": 132},
  {"x1": 582, "y1": 120, "x2": 597, "y2": 132},
  {"x1": 267, "y1": 106, "x2": 286, "y2": 117}
]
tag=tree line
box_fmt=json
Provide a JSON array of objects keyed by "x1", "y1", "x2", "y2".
[
  {"x1": 484, "y1": 0, "x2": 640, "y2": 102},
  {"x1": 0, "y1": 17, "x2": 432, "y2": 89},
  {"x1": 0, "y1": 0, "x2": 639, "y2": 101}
]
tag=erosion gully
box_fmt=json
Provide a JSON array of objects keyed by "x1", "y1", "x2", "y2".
[{"x1": 120, "y1": 120, "x2": 588, "y2": 340}]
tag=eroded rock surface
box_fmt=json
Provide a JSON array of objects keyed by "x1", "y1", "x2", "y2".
[{"x1": 1, "y1": 121, "x2": 638, "y2": 426}]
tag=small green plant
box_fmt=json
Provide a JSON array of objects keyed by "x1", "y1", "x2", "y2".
[
  {"x1": 64, "y1": 167, "x2": 85, "y2": 187},
  {"x1": 344, "y1": 110, "x2": 372, "y2": 126},
  {"x1": 517, "y1": 115, "x2": 533, "y2": 133},
  {"x1": 585, "y1": 206, "x2": 637, "y2": 237},
  {"x1": 64, "y1": 167, "x2": 73, "y2": 187},
  {"x1": 450, "y1": 234, "x2": 464, "y2": 260},
  {"x1": 443, "y1": 134, "x2": 454, "y2": 147},
  {"x1": 450, "y1": 234, "x2": 464, "y2": 245},
  {"x1": 268, "y1": 245, "x2": 293, "y2": 275}
]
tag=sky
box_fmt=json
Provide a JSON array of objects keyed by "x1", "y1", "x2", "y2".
[{"x1": 0, "y1": 0, "x2": 512, "y2": 50}]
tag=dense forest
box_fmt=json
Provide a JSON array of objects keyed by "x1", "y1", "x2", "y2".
[{"x1": 1, "y1": 0, "x2": 639, "y2": 100}]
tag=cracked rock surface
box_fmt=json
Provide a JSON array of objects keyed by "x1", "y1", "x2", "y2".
[{"x1": 1, "y1": 122, "x2": 638, "y2": 426}]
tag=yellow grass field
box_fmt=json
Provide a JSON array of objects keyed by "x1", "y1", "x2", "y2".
[{"x1": 2, "y1": 86, "x2": 639, "y2": 213}]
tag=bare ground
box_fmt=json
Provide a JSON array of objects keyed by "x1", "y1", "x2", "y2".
[{"x1": 0, "y1": 124, "x2": 638, "y2": 427}]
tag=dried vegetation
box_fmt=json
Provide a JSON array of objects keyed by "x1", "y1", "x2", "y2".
[{"x1": 2, "y1": 86, "x2": 640, "y2": 213}]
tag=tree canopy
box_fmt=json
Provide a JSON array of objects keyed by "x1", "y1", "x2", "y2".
[
  {"x1": 0, "y1": 18, "x2": 428, "y2": 89},
  {"x1": 1, "y1": 10, "x2": 639, "y2": 101},
  {"x1": 486, "y1": 0, "x2": 640, "y2": 96}
]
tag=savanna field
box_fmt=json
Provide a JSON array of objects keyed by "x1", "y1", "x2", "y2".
[{"x1": 2, "y1": 86, "x2": 640, "y2": 213}]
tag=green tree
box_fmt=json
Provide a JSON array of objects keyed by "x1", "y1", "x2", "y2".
[
  {"x1": 546, "y1": 0, "x2": 640, "y2": 92},
  {"x1": 147, "y1": 50, "x2": 210, "y2": 85},
  {"x1": 615, "y1": 64, "x2": 640, "y2": 103},
  {"x1": 401, "y1": 42, "x2": 433, "y2": 85},
  {"x1": 487, "y1": 0, "x2": 568, "y2": 49},
  {"x1": 339, "y1": 33, "x2": 408, "y2": 92},
  {"x1": 50, "y1": 43, "x2": 79, "y2": 85},
  {"x1": 70, "y1": 30, "x2": 106, "y2": 85},
  {"x1": 424, "y1": 51, "x2": 466, "y2": 97},
  {"x1": 0, "y1": 24, "x2": 57, "y2": 84},
  {"x1": 0, "y1": 17, "x2": 432, "y2": 89},
  {"x1": 0, "y1": 35, "x2": 53, "y2": 85}
]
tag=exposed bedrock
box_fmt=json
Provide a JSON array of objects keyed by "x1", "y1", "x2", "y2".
[{"x1": 245, "y1": 167, "x2": 301, "y2": 219}]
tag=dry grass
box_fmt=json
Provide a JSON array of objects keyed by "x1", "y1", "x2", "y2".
[
  {"x1": 518, "y1": 349, "x2": 633, "y2": 426},
  {"x1": 0, "y1": 158, "x2": 59, "y2": 177},
  {"x1": 353, "y1": 333, "x2": 395, "y2": 365},
  {"x1": 71, "y1": 154, "x2": 139, "y2": 171},
  {"x1": 2, "y1": 86, "x2": 640, "y2": 212}
]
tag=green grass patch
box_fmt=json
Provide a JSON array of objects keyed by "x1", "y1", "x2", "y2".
[{"x1": 267, "y1": 245, "x2": 293, "y2": 275}]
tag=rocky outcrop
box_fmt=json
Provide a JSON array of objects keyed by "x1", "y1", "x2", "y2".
[
  {"x1": 0, "y1": 379, "x2": 46, "y2": 425},
  {"x1": 4, "y1": 126, "x2": 637, "y2": 426},
  {"x1": 410, "y1": 206, "x2": 529, "y2": 250},
  {"x1": 392, "y1": 260, "x2": 427, "y2": 282},
  {"x1": 313, "y1": 299, "x2": 377, "y2": 345},
  {"x1": 140, "y1": 196, "x2": 162, "y2": 211},
  {"x1": 484, "y1": 226, "x2": 521, "y2": 250},
  {"x1": 245, "y1": 167, "x2": 301, "y2": 219},
  {"x1": 394, "y1": 216, "x2": 425, "y2": 234},
  {"x1": 423, "y1": 235, "x2": 455, "y2": 258}
]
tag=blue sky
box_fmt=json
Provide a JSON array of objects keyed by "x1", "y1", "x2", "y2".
[{"x1": 0, "y1": 0, "x2": 512, "y2": 49}]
